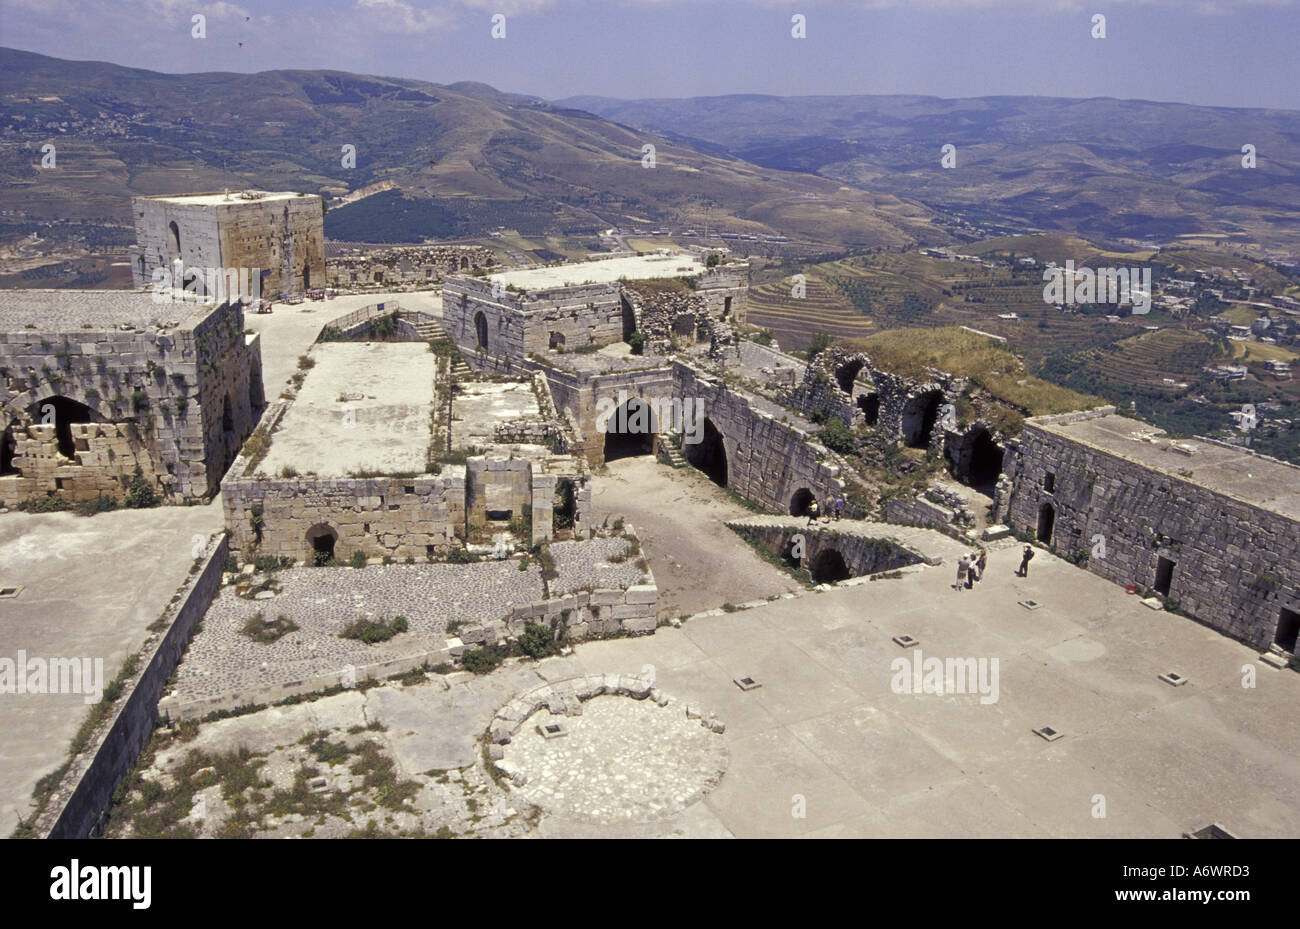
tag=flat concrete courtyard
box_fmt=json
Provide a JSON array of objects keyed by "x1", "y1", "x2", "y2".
[
  {"x1": 258, "y1": 342, "x2": 435, "y2": 477},
  {"x1": 119, "y1": 458, "x2": 1300, "y2": 838},
  {"x1": 0, "y1": 504, "x2": 222, "y2": 834}
]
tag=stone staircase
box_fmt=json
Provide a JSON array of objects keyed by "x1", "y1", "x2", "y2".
[
  {"x1": 413, "y1": 316, "x2": 473, "y2": 379},
  {"x1": 659, "y1": 438, "x2": 688, "y2": 469}
]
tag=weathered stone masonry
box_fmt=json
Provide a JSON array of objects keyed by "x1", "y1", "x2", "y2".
[
  {"x1": 0, "y1": 293, "x2": 262, "y2": 506},
  {"x1": 1007, "y1": 409, "x2": 1300, "y2": 652}
]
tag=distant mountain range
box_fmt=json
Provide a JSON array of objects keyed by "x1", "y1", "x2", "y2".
[
  {"x1": 0, "y1": 48, "x2": 934, "y2": 251},
  {"x1": 3, "y1": 47, "x2": 1297, "y2": 259},
  {"x1": 558, "y1": 93, "x2": 1300, "y2": 254}
]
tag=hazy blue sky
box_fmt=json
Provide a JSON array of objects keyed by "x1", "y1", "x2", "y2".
[{"x1": 2, "y1": 0, "x2": 1298, "y2": 109}]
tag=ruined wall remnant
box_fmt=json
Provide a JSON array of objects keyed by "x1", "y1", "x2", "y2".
[
  {"x1": 326, "y1": 245, "x2": 495, "y2": 289},
  {"x1": 0, "y1": 292, "x2": 262, "y2": 507}
]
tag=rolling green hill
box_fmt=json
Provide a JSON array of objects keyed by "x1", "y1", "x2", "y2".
[{"x1": 0, "y1": 47, "x2": 937, "y2": 251}]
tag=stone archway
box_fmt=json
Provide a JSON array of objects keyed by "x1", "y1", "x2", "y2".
[
  {"x1": 789, "y1": 487, "x2": 816, "y2": 516},
  {"x1": 968, "y1": 428, "x2": 1004, "y2": 489},
  {"x1": 810, "y1": 548, "x2": 851, "y2": 584},
  {"x1": 306, "y1": 523, "x2": 339, "y2": 565},
  {"x1": 685, "y1": 417, "x2": 728, "y2": 488},
  {"x1": 835, "y1": 359, "x2": 865, "y2": 395},
  {"x1": 474, "y1": 311, "x2": 488, "y2": 351},
  {"x1": 603, "y1": 398, "x2": 657, "y2": 461},
  {"x1": 902, "y1": 390, "x2": 943, "y2": 448},
  {"x1": 0, "y1": 423, "x2": 18, "y2": 476}
]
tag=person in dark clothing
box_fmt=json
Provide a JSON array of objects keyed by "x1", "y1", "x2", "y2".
[
  {"x1": 833, "y1": 495, "x2": 845, "y2": 520},
  {"x1": 806, "y1": 497, "x2": 820, "y2": 527},
  {"x1": 1016, "y1": 545, "x2": 1035, "y2": 577}
]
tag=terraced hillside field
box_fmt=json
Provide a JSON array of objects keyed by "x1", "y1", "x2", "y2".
[{"x1": 1045, "y1": 328, "x2": 1225, "y2": 394}]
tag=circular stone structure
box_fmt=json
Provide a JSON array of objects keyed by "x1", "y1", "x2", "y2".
[{"x1": 492, "y1": 677, "x2": 728, "y2": 825}]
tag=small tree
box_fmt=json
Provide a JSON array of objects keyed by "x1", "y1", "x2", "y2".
[
  {"x1": 628, "y1": 331, "x2": 646, "y2": 355},
  {"x1": 808, "y1": 332, "x2": 832, "y2": 361},
  {"x1": 819, "y1": 417, "x2": 857, "y2": 455}
]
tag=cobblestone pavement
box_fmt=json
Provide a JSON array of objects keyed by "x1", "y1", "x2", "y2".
[
  {"x1": 500, "y1": 695, "x2": 728, "y2": 824},
  {"x1": 172, "y1": 562, "x2": 543, "y2": 702},
  {"x1": 550, "y1": 536, "x2": 647, "y2": 595}
]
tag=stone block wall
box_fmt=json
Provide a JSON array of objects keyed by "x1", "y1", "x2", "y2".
[
  {"x1": 672, "y1": 362, "x2": 846, "y2": 514},
  {"x1": 223, "y1": 458, "x2": 470, "y2": 563},
  {"x1": 326, "y1": 245, "x2": 495, "y2": 289},
  {"x1": 728, "y1": 522, "x2": 923, "y2": 578},
  {"x1": 1007, "y1": 411, "x2": 1300, "y2": 650},
  {"x1": 37, "y1": 534, "x2": 227, "y2": 838},
  {"x1": 132, "y1": 192, "x2": 325, "y2": 299},
  {"x1": 0, "y1": 300, "x2": 261, "y2": 506}
]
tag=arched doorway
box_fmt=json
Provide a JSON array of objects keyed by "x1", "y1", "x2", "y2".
[
  {"x1": 1036, "y1": 503, "x2": 1055, "y2": 544},
  {"x1": 168, "y1": 221, "x2": 181, "y2": 255},
  {"x1": 474, "y1": 311, "x2": 488, "y2": 351},
  {"x1": 32, "y1": 396, "x2": 96, "y2": 460},
  {"x1": 302, "y1": 265, "x2": 311, "y2": 290},
  {"x1": 789, "y1": 487, "x2": 816, "y2": 516},
  {"x1": 810, "y1": 548, "x2": 851, "y2": 584},
  {"x1": 857, "y1": 393, "x2": 880, "y2": 425},
  {"x1": 603, "y1": 398, "x2": 656, "y2": 461},
  {"x1": 902, "y1": 390, "x2": 943, "y2": 448},
  {"x1": 968, "y1": 429, "x2": 1004, "y2": 490},
  {"x1": 460, "y1": 257, "x2": 470, "y2": 271},
  {"x1": 222, "y1": 394, "x2": 235, "y2": 434},
  {"x1": 306, "y1": 523, "x2": 339, "y2": 565},
  {"x1": 835, "y1": 359, "x2": 864, "y2": 395},
  {"x1": 685, "y1": 417, "x2": 728, "y2": 487}
]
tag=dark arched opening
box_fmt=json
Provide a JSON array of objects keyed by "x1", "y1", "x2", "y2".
[
  {"x1": 857, "y1": 392, "x2": 879, "y2": 425},
  {"x1": 307, "y1": 524, "x2": 338, "y2": 566},
  {"x1": 789, "y1": 487, "x2": 816, "y2": 516},
  {"x1": 835, "y1": 360, "x2": 864, "y2": 395},
  {"x1": 1036, "y1": 503, "x2": 1055, "y2": 545},
  {"x1": 460, "y1": 257, "x2": 470, "y2": 271},
  {"x1": 222, "y1": 394, "x2": 235, "y2": 434},
  {"x1": 810, "y1": 548, "x2": 851, "y2": 585},
  {"x1": 168, "y1": 220, "x2": 181, "y2": 254},
  {"x1": 33, "y1": 396, "x2": 96, "y2": 460},
  {"x1": 685, "y1": 417, "x2": 728, "y2": 488},
  {"x1": 968, "y1": 429, "x2": 1004, "y2": 490},
  {"x1": 603, "y1": 398, "x2": 656, "y2": 461},
  {"x1": 902, "y1": 390, "x2": 943, "y2": 448},
  {"x1": 302, "y1": 265, "x2": 311, "y2": 290},
  {"x1": 474, "y1": 311, "x2": 488, "y2": 351}
]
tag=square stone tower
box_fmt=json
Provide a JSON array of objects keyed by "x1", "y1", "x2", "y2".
[{"x1": 131, "y1": 190, "x2": 325, "y2": 300}]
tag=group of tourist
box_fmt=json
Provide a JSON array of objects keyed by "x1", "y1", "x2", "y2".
[
  {"x1": 954, "y1": 544, "x2": 1036, "y2": 590},
  {"x1": 805, "y1": 493, "x2": 846, "y2": 527},
  {"x1": 954, "y1": 548, "x2": 989, "y2": 590}
]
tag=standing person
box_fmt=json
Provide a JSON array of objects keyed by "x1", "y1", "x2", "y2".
[
  {"x1": 1017, "y1": 544, "x2": 1035, "y2": 577},
  {"x1": 805, "y1": 496, "x2": 820, "y2": 527},
  {"x1": 833, "y1": 495, "x2": 845, "y2": 521},
  {"x1": 966, "y1": 551, "x2": 977, "y2": 588},
  {"x1": 955, "y1": 555, "x2": 969, "y2": 591},
  {"x1": 976, "y1": 548, "x2": 988, "y2": 583},
  {"x1": 823, "y1": 496, "x2": 834, "y2": 524}
]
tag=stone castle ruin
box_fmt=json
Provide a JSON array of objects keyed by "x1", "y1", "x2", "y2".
[
  {"x1": 0, "y1": 290, "x2": 263, "y2": 507},
  {"x1": 1004, "y1": 409, "x2": 1300, "y2": 655},
  {"x1": 326, "y1": 245, "x2": 496, "y2": 290},
  {"x1": 222, "y1": 302, "x2": 591, "y2": 565},
  {"x1": 131, "y1": 190, "x2": 325, "y2": 300}
]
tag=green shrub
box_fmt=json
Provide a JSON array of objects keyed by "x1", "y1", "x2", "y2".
[
  {"x1": 818, "y1": 417, "x2": 857, "y2": 455},
  {"x1": 447, "y1": 547, "x2": 478, "y2": 564},
  {"x1": 460, "y1": 644, "x2": 506, "y2": 674},
  {"x1": 123, "y1": 466, "x2": 158, "y2": 508},
  {"x1": 339, "y1": 615, "x2": 408, "y2": 644},
  {"x1": 518, "y1": 620, "x2": 559, "y2": 659},
  {"x1": 349, "y1": 551, "x2": 367, "y2": 569},
  {"x1": 628, "y1": 331, "x2": 646, "y2": 355}
]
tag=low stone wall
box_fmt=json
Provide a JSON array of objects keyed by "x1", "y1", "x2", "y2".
[
  {"x1": 35, "y1": 533, "x2": 227, "y2": 838},
  {"x1": 728, "y1": 522, "x2": 922, "y2": 579},
  {"x1": 453, "y1": 579, "x2": 659, "y2": 650},
  {"x1": 158, "y1": 644, "x2": 455, "y2": 723}
]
